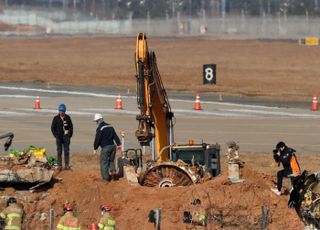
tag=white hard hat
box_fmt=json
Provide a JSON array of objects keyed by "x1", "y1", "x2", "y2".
[{"x1": 93, "y1": 113, "x2": 103, "y2": 121}]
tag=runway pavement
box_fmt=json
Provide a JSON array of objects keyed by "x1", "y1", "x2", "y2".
[{"x1": 0, "y1": 83, "x2": 320, "y2": 156}]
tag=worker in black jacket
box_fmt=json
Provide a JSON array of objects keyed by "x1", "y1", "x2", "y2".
[
  {"x1": 51, "y1": 104, "x2": 73, "y2": 171},
  {"x1": 271, "y1": 141, "x2": 300, "y2": 196},
  {"x1": 93, "y1": 113, "x2": 121, "y2": 182}
]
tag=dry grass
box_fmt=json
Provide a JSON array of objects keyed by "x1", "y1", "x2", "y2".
[{"x1": 0, "y1": 37, "x2": 319, "y2": 101}]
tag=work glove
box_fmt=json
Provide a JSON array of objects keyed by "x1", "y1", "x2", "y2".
[{"x1": 288, "y1": 199, "x2": 296, "y2": 208}]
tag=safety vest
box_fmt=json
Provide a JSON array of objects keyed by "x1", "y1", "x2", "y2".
[
  {"x1": 290, "y1": 154, "x2": 301, "y2": 177},
  {"x1": 57, "y1": 212, "x2": 81, "y2": 230},
  {"x1": 98, "y1": 212, "x2": 116, "y2": 230},
  {"x1": 0, "y1": 204, "x2": 23, "y2": 230},
  {"x1": 56, "y1": 225, "x2": 81, "y2": 230},
  {"x1": 194, "y1": 212, "x2": 207, "y2": 225}
]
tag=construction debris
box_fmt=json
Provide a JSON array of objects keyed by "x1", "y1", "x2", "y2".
[
  {"x1": 0, "y1": 150, "x2": 54, "y2": 188},
  {"x1": 289, "y1": 171, "x2": 320, "y2": 229},
  {"x1": 226, "y1": 141, "x2": 245, "y2": 184}
]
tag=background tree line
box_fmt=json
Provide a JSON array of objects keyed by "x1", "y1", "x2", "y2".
[{"x1": 1, "y1": 0, "x2": 319, "y2": 19}]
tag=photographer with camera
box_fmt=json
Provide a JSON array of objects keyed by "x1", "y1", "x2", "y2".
[
  {"x1": 271, "y1": 141, "x2": 301, "y2": 196},
  {"x1": 183, "y1": 199, "x2": 207, "y2": 229}
]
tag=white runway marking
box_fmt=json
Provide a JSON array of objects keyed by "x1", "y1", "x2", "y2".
[
  {"x1": 2, "y1": 107, "x2": 315, "y2": 119},
  {"x1": 17, "y1": 108, "x2": 95, "y2": 116},
  {"x1": 224, "y1": 109, "x2": 320, "y2": 118},
  {"x1": 0, "y1": 86, "x2": 283, "y2": 110},
  {"x1": 0, "y1": 111, "x2": 30, "y2": 116},
  {"x1": 0, "y1": 87, "x2": 316, "y2": 119},
  {"x1": 0, "y1": 94, "x2": 36, "y2": 98},
  {"x1": 0, "y1": 86, "x2": 119, "y2": 98},
  {"x1": 172, "y1": 109, "x2": 256, "y2": 117}
]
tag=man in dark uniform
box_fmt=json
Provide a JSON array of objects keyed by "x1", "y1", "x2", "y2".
[
  {"x1": 51, "y1": 104, "x2": 73, "y2": 171},
  {"x1": 271, "y1": 141, "x2": 301, "y2": 196},
  {"x1": 93, "y1": 113, "x2": 121, "y2": 182}
]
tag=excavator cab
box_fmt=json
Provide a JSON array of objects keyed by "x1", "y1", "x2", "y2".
[{"x1": 172, "y1": 143, "x2": 221, "y2": 177}]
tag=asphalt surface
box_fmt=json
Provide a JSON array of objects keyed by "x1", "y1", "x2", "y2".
[{"x1": 0, "y1": 83, "x2": 319, "y2": 156}]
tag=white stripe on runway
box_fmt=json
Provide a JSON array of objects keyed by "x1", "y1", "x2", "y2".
[
  {"x1": 1, "y1": 86, "x2": 316, "y2": 118},
  {"x1": 224, "y1": 108, "x2": 320, "y2": 118},
  {"x1": 0, "y1": 107, "x2": 317, "y2": 118},
  {"x1": 0, "y1": 86, "x2": 118, "y2": 98},
  {"x1": 0, "y1": 86, "x2": 283, "y2": 110},
  {"x1": 0, "y1": 95, "x2": 37, "y2": 98},
  {"x1": 0, "y1": 111, "x2": 30, "y2": 116}
]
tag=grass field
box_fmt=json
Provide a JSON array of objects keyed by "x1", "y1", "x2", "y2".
[{"x1": 0, "y1": 37, "x2": 319, "y2": 101}]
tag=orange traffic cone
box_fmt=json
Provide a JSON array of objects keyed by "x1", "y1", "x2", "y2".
[
  {"x1": 34, "y1": 96, "x2": 41, "y2": 109},
  {"x1": 312, "y1": 95, "x2": 318, "y2": 111},
  {"x1": 194, "y1": 93, "x2": 202, "y2": 110},
  {"x1": 115, "y1": 94, "x2": 123, "y2": 110}
]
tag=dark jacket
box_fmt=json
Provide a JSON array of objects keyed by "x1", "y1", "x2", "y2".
[
  {"x1": 94, "y1": 121, "x2": 121, "y2": 150},
  {"x1": 51, "y1": 114, "x2": 73, "y2": 140},
  {"x1": 274, "y1": 147, "x2": 295, "y2": 170}
]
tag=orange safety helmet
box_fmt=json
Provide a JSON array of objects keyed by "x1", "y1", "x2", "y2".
[
  {"x1": 64, "y1": 203, "x2": 73, "y2": 211},
  {"x1": 101, "y1": 204, "x2": 111, "y2": 212}
]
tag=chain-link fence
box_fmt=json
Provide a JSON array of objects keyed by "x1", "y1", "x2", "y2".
[{"x1": 0, "y1": 8, "x2": 319, "y2": 39}]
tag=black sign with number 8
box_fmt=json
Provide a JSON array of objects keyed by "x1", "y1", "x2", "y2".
[{"x1": 203, "y1": 64, "x2": 216, "y2": 84}]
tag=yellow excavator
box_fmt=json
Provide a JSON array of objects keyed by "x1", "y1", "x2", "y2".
[{"x1": 132, "y1": 33, "x2": 220, "y2": 187}]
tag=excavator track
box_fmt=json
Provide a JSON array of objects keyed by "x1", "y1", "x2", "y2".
[{"x1": 139, "y1": 163, "x2": 197, "y2": 187}]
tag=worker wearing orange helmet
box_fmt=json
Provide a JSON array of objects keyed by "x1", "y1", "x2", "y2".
[
  {"x1": 57, "y1": 203, "x2": 81, "y2": 230},
  {"x1": 98, "y1": 204, "x2": 116, "y2": 230}
]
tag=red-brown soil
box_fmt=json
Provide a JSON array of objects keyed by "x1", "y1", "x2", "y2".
[{"x1": 2, "y1": 152, "x2": 318, "y2": 229}]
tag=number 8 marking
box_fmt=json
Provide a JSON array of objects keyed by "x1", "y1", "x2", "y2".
[{"x1": 205, "y1": 67, "x2": 214, "y2": 81}]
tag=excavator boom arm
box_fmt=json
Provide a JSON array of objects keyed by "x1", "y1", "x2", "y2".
[{"x1": 135, "y1": 33, "x2": 174, "y2": 162}]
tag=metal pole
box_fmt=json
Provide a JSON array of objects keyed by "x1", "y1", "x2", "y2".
[
  {"x1": 261, "y1": 206, "x2": 269, "y2": 230},
  {"x1": 120, "y1": 130, "x2": 125, "y2": 152},
  {"x1": 221, "y1": 0, "x2": 226, "y2": 17},
  {"x1": 156, "y1": 208, "x2": 161, "y2": 230},
  {"x1": 49, "y1": 208, "x2": 54, "y2": 230},
  {"x1": 151, "y1": 127, "x2": 155, "y2": 161},
  {"x1": 169, "y1": 119, "x2": 173, "y2": 161}
]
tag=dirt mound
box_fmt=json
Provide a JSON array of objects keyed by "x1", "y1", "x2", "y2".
[{"x1": 0, "y1": 153, "x2": 303, "y2": 229}]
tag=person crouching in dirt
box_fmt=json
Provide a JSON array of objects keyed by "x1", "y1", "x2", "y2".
[
  {"x1": 98, "y1": 204, "x2": 116, "y2": 230},
  {"x1": 57, "y1": 203, "x2": 81, "y2": 230},
  {"x1": 0, "y1": 197, "x2": 24, "y2": 230},
  {"x1": 271, "y1": 141, "x2": 301, "y2": 196},
  {"x1": 93, "y1": 113, "x2": 121, "y2": 182},
  {"x1": 184, "y1": 199, "x2": 207, "y2": 230}
]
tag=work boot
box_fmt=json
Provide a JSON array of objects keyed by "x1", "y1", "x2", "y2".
[
  {"x1": 64, "y1": 166, "x2": 71, "y2": 170},
  {"x1": 112, "y1": 173, "x2": 119, "y2": 181},
  {"x1": 271, "y1": 188, "x2": 281, "y2": 196}
]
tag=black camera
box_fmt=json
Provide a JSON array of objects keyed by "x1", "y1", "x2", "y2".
[
  {"x1": 191, "y1": 199, "x2": 201, "y2": 206},
  {"x1": 183, "y1": 211, "x2": 192, "y2": 224}
]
